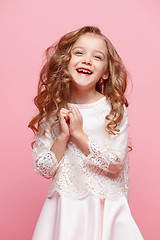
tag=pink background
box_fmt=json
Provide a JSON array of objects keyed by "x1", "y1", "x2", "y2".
[{"x1": 1, "y1": 0, "x2": 160, "y2": 239}]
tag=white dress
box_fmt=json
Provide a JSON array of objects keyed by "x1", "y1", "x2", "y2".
[{"x1": 32, "y1": 97, "x2": 144, "y2": 240}]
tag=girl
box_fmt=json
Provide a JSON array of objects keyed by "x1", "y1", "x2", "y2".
[{"x1": 29, "y1": 26, "x2": 144, "y2": 240}]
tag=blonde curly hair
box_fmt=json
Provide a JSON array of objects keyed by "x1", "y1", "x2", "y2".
[{"x1": 28, "y1": 26, "x2": 129, "y2": 148}]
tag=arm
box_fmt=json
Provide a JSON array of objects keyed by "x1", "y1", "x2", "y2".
[
  {"x1": 32, "y1": 112, "x2": 70, "y2": 179},
  {"x1": 70, "y1": 105, "x2": 129, "y2": 174},
  {"x1": 50, "y1": 134, "x2": 69, "y2": 162}
]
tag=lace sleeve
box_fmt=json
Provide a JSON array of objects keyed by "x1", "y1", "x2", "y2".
[
  {"x1": 86, "y1": 105, "x2": 129, "y2": 174},
  {"x1": 32, "y1": 119, "x2": 62, "y2": 179}
]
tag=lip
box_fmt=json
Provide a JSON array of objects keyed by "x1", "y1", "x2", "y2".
[{"x1": 76, "y1": 67, "x2": 93, "y2": 74}]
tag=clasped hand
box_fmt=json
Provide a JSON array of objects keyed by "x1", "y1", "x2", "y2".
[{"x1": 59, "y1": 107, "x2": 84, "y2": 140}]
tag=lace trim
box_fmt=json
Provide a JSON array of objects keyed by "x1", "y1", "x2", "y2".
[
  {"x1": 47, "y1": 139, "x2": 129, "y2": 201},
  {"x1": 34, "y1": 151, "x2": 58, "y2": 179},
  {"x1": 48, "y1": 188, "x2": 129, "y2": 202},
  {"x1": 86, "y1": 136, "x2": 125, "y2": 172}
]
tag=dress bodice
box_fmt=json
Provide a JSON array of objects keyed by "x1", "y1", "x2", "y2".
[{"x1": 32, "y1": 97, "x2": 129, "y2": 201}]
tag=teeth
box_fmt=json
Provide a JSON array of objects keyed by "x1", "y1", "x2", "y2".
[{"x1": 77, "y1": 68, "x2": 92, "y2": 74}]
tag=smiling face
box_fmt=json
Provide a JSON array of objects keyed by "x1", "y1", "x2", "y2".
[{"x1": 68, "y1": 33, "x2": 108, "y2": 92}]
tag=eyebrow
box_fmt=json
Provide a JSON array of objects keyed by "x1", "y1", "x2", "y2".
[{"x1": 72, "y1": 47, "x2": 106, "y2": 57}]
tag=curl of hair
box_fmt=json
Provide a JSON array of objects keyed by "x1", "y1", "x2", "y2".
[{"x1": 28, "y1": 26, "x2": 132, "y2": 151}]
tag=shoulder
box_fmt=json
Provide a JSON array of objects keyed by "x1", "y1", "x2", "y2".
[
  {"x1": 38, "y1": 115, "x2": 56, "y2": 137},
  {"x1": 119, "y1": 104, "x2": 129, "y2": 129},
  {"x1": 123, "y1": 104, "x2": 128, "y2": 120},
  {"x1": 39, "y1": 116, "x2": 50, "y2": 130},
  {"x1": 40, "y1": 114, "x2": 58, "y2": 127}
]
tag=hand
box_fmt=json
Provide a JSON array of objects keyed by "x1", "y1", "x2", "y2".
[
  {"x1": 59, "y1": 108, "x2": 70, "y2": 139},
  {"x1": 68, "y1": 107, "x2": 84, "y2": 139}
]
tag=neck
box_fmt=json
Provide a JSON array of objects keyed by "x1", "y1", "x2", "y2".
[{"x1": 69, "y1": 86, "x2": 104, "y2": 104}]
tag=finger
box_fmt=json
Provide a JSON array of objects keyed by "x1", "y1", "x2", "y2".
[
  {"x1": 60, "y1": 110, "x2": 69, "y2": 118},
  {"x1": 60, "y1": 112, "x2": 71, "y2": 125},
  {"x1": 70, "y1": 107, "x2": 79, "y2": 118},
  {"x1": 59, "y1": 113, "x2": 68, "y2": 122},
  {"x1": 59, "y1": 112, "x2": 68, "y2": 119},
  {"x1": 71, "y1": 107, "x2": 82, "y2": 120},
  {"x1": 73, "y1": 107, "x2": 81, "y2": 117},
  {"x1": 68, "y1": 112, "x2": 74, "y2": 122},
  {"x1": 60, "y1": 108, "x2": 70, "y2": 115}
]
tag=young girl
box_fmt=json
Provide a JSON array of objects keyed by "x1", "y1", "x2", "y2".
[{"x1": 29, "y1": 26, "x2": 144, "y2": 240}]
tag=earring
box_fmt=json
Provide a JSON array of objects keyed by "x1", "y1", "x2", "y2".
[
  {"x1": 99, "y1": 78, "x2": 104, "y2": 94},
  {"x1": 102, "y1": 74, "x2": 108, "y2": 80}
]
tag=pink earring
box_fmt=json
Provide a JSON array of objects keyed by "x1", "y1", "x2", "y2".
[{"x1": 99, "y1": 78, "x2": 104, "y2": 94}]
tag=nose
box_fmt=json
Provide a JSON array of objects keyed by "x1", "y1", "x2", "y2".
[{"x1": 81, "y1": 55, "x2": 92, "y2": 65}]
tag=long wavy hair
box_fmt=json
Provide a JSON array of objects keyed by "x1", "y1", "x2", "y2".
[{"x1": 28, "y1": 26, "x2": 131, "y2": 149}]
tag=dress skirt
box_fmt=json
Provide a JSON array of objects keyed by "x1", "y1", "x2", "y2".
[{"x1": 32, "y1": 191, "x2": 144, "y2": 240}]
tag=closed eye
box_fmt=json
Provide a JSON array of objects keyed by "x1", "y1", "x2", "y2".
[
  {"x1": 94, "y1": 56, "x2": 102, "y2": 60},
  {"x1": 75, "y1": 51, "x2": 83, "y2": 55}
]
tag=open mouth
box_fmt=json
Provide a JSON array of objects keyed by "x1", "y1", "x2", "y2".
[{"x1": 76, "y1": 68, "x2": 93, "y2": 75}]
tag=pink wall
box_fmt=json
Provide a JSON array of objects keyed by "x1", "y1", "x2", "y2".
[{"x1": 1, "y1": 0, "x2": 160, "y2": 239}]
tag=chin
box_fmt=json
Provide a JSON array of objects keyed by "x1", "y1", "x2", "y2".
[{"x1": 72, "y1": 82, "x2": 90, "y2": 90}]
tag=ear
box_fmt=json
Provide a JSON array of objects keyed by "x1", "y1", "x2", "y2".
[
  {"x1": 102, "y1": 73, "x2": 109, "y2": 80},
  {"x1": 102, "y1": 68, "x2": 109, "y2": 80}
]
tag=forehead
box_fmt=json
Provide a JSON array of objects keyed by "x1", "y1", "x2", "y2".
[{"x1": 72, "y1": 33, "x2": 108, "y2": 55}]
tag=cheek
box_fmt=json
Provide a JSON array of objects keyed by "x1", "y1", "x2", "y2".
[
  {"x1": 68, "y1": 59, "x2": 74, "y2": 71},
  {"x1": 101, "y1": 63, "x2": 108, "y2": 73},
  {"x1": 96, "y1": 64, "x2": 106, "y2": 75},
  {"x1": 68, "y1": 57, "x2": 76, "y2": 69}
]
